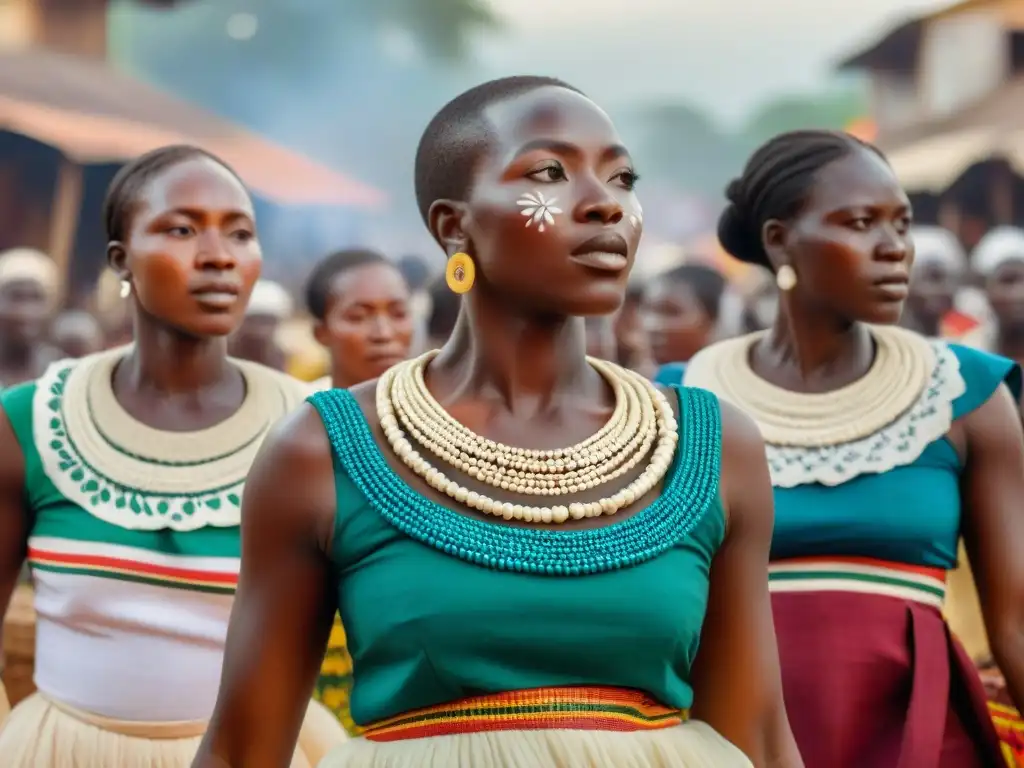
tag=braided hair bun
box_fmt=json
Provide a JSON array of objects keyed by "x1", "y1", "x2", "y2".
[{"x1": 716, "y1": 130, "x2": 883, "y2": 271}]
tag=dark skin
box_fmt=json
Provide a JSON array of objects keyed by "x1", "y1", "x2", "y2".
[
  {"x1": 0, "y1": 277, "x2": 61, "y2": 386},
  {"x1": 230, "y1": 313, "x2": 286, "y2": 371},
  {"x1": 612, "y1": 289, "x2": 651, "y2": 370},
  {"x1": 0, "y1": 156, "x2": 262, "y2": 675},
  {"x1": 642, "y1": 279, "x2": 717, "y2": 364},
  {"x1": 195, "y1": 87, "x2": 798, "y2": 768},
  {"x1": 755, "y1": 147, "x2": 1024, "y2": 718},
  {"x1": 902, "y1": 260, "x2": 958, "y2": 337},
  {"x1": 52, "y1": 309, "x2": 104, "y2": 359},
  {"x1": 312, "y1": 261, "x2": 414, "y2": 389},
  {"x1": 584, "y1": 315, "x2": 616, "y2": 359},
  {"x1": 986, "y1": 260, "x2": 1024, "y2": 365}
]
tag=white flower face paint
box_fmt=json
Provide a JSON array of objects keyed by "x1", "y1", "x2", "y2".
[
  {"x1": 629, "y1": 203, "x2": 643, "y2": 229},
  {"x1": 518, "y1": 191, "x2": 563, "y2": 233}
]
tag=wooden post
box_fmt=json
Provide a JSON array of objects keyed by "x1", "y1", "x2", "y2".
[{"x1": 48, "y1": 157, "x2": 82, "y2": 304}]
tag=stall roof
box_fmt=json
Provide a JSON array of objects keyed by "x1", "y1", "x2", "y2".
[
  {"x1": 881, "y1": 75, "x2": 1024, "y2": 191},
  {"x1": 835, "y1": 1, "x2": 1005, "y2": 72},
  {"x1": 0, "y1": 49, "x2": 385, "y2": 208},
  {"x1": 836, "y1": 18, "x2": 924, "y2": 72}
]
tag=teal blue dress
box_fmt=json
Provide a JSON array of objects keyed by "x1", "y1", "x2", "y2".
[
  {"x1": 305, "y1": 384, "x2": 755, "y2": 765},
  {"x1": 679, "y1": 341, "x2": 1019, "y2": 767}
]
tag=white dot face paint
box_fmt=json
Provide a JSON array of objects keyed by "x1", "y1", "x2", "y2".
[
  {"x1": 518, "y1": 191, "x2": 563, "y2": 233},
  {"x1": 629, "y1": 203, "x2": 643, "y2": 229}
]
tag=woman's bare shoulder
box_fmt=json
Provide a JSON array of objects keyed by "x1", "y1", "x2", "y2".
[
  {"x1": 716, "y1": 397, "x2": 773, "y2": 536},
  {"x1": 246, "y1": 402, "x2": 338, "y2": 544}
]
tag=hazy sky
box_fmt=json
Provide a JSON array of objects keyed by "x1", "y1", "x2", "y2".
[{"x1": 475, "y1": 0, "x2": 950, "y2": 123}]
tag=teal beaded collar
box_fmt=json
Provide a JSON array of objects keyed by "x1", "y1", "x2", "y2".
[{"x1": 308, "y1": 385, "x2": 722, "y2": 576}]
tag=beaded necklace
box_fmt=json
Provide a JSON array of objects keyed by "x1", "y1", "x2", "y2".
[
  {"x1": 683, "y1": 324, "x2": 934, "y2": 448},
  {"x1": 376, "y1": 352, "x2": 677, "y2": 524},
  {"x1": 310, "y1": 384, "x2": 723, "y2": 575}
]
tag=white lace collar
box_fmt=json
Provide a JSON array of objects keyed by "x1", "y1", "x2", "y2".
[
  {"x1": 763, "y1": 342, "x2": 965, "y2": 487},
  {"x1": 33, "y1": 347, "x2": 307, "y2": 531},
  {"x1": 684, "y1": 331, "x2": 966, "y2": 487}
]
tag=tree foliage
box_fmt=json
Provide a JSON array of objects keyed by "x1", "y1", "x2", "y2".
[
  {"x1": 122, "y1": 0, "x2": 501, "y2": 63},
  {"x1": 629, "y1": 88, "x2": 870, "y2": 196},
  {"x1": 739, "y1": 88, "x2": 868, "y2": 151}
]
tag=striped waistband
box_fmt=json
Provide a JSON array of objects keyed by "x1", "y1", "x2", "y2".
[
  {"x1": 362, "y1": 686, "x2": 687, "y2": 742},
  {"x1": 768, "y1": 556, "x2": 946, "y2": 608}
]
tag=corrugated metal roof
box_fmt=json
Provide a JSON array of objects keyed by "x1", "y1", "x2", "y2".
[{"x1": 0, "y1": 49, "x2": 385, "y2": 207}]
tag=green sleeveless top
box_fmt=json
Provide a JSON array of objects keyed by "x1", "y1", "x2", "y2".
[{"x1": 308, "y1": 384, "x2": 726, "y2": 726}]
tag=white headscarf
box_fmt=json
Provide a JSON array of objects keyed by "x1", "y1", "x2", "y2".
[
  {"x1": 910, "y1": 226, "x2": 966, "y2": 275},
  {"x1": 246, "y1": 279, "x2": 293, "y2": 319},
  {"x1": 971, "y1": 226, "x2": 1024, "y2": 277},
  {"x1": 0, "y1": 248, "x2": 59, "y2": 304}
]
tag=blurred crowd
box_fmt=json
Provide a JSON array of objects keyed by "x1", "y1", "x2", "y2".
[{"x1": 1, "y1": 221, "x2": 1023, "y2": 397}]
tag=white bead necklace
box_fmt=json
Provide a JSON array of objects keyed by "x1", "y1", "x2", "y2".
[
  {"x1": 376, "y1": 352, "x2": 678, "y2": 524},
  {"x1": 683, "y1": 324, "x2": 934, "y2": 447},
  {"x1": 392, "y1": 357, "x2": 654, "y2": 493}
]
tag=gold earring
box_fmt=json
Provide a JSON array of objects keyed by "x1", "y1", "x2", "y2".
[
  {"x1": 446, "y1": 252, "x2": 475, "y2": 294},
  {"x1": 776, "y1": 264, "x2": 797, "y2": 291},
  {"x1": 119, "y1": 279, "x2": 131, "y2": 298}
]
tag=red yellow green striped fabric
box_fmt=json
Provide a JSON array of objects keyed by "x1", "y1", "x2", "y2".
[
  {"x1": 990, "y1": 702, "x2": 1024, "y2": 766},
  {"x1": 363, "y1": 686, "x2": 686, "y2": 742},
  {"x1": 27, "y1": 536, "x2": 238, "y2": 595}
]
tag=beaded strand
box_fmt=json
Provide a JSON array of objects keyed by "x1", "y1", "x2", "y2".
[
  {"x1": 377, "y1": 353, "x2": 678, "y2": 524},
  {"x1": 308, "y1": 385, "x2": 722, "y2": 575}
]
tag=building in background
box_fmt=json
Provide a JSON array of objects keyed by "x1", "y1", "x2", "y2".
[
  {"x1": 0, "y1": 0, "x2": 382, "y2": 304},
  {"x1": 839, "y1": 0, "x2": 1024, "y2": 246}
]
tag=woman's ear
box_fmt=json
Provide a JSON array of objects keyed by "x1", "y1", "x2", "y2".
[
  {"x1": 107, "y1": 241, "x2": 130, "y2": 282},
  {"x1": 428, "y1": 200, "x2": 470, "y2": 257},
  {"x1": 761, "y1": 219, "x2": 788, "y2": 271}
]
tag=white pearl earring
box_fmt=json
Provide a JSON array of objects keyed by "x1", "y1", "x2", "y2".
[
  {"x1": 119, "y1": 280, "x2": 131, "y2": 298},
  {"x1": 776, "y1": 265, "x2": 797, "y2": 291}
]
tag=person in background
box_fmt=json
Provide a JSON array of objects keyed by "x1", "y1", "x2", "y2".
[
  {"x1": 396, "y1": 255, "x2": 433, "y2": 354},
  {"x1": 612, "y1": 282, "x2": 652, "y2": 371},
  {"x1": 425, "y1": 274, "x2": 460, "y2": 349},
  {"x1": 229, "y1": 278, "x2": 292, "y2": 370},
  {"x1": 969, "y1": 227, "x2": 1024, "y2": 366},
  {"x1": 51, "y1": 310, "x2": 104, "y2": 360},
  {"x1": 304, "y1": 248, "x2": 415, "y2": 734},
  {"x1": 737, "y1": 268, "x2": 779, "y2": 335},
  {"x1": 0, "y1": 145, "x2": 343, "y2": 767},
  {"x1": 0, "y1": 249, "x2": 62, "y2": 388},
  {"x1": 687, "y1": 128, "x2": 1024, "y2": 767},
  {"x1": 584, "y1": 315, "x2": 616, "y2": 359},
  {"x1": 901, "y1": 226, "x2": 966, "y2": 338},
  {"x1": 643, "y1": 263, "x2": 727, "y2": 386},
  {"x1": 306, "y1": 249, "x2": 414, "y2": 392}
]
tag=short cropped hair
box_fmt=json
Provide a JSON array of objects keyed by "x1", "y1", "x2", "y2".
[{"x1": 413, "y1": 76, "x2": 582, "y2": 225}]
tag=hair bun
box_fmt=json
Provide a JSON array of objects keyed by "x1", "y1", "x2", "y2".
[
  {"x1": 716, "y1": 203, "x2": 771, "y2": 269},
  {"x1": 724, "y1": 178, "x2": 744, "y2": 206}
]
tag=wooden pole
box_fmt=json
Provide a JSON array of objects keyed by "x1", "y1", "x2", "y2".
[{"x1": 48, "y1": 157, "x2": 82, "y2": 305}]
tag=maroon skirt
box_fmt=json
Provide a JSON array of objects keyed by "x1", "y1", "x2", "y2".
[{"x1": 773, "y1": 590, "x2": 1005, "y2": 767}]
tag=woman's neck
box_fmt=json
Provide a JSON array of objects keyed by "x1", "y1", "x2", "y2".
[
  {"x1": 428, "y1": 291, "x2": 599, "y2": 414},
  {"x1": 753, "y1": 302, "x2": 874, "y2": 393},
  {"x1": 119, "y1": 316, "x2": 231, "y2": 395},
  {"x1": 330, "y1": 364, "x2": 359, "y2": 391}
]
